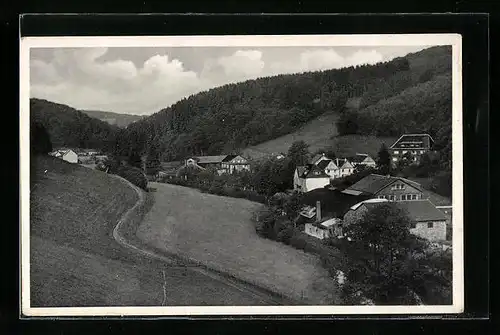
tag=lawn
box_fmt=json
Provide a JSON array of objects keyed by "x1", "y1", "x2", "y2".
[
  {"x1": 136, "y1": 182, "x2": 340, "y2": 305},
  {"x1": 29, "y1": 155, "x2": 274, "y2": 307}
]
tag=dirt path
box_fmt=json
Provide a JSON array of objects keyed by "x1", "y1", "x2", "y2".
[
  {"x1": 135, "y1": 182, "x2": 340, "y2": 305},
  {"x1": 111, "y1": 175, "x2": 288, "y2": 305}
]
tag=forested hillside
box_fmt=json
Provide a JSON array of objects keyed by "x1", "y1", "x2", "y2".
[
  {"x1": 30, "y1": 98, "x2": 119, "y2": 152},
  {"x1": 116, "y1": 46, "x2": 451, "y2": 163},
  {"x1": 81, "y1": 110, "x2": 144, "y2": 128}
]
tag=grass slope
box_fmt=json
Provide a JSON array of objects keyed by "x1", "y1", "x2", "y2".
[
  {"x1": 242, "y1": 111, "x2": 396, "y2": 159},
  {"x1": 30, "y1": 156, "x2": 273, "y2": 306},
  {"x1": 136, "y1": 182, "x2": 340, "y2": 305}
]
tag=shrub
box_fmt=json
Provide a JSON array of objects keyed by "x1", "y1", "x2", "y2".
[{"x1": 117, "y1": 165, "x2": 148, "y2": 190}]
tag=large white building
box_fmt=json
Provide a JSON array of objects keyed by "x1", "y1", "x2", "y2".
[
  {"x1": 293, "y1": 164, "x2": 331, "y2": 193},
  {"x1": 49, "y1": 149, "x2": 78, "y2": 164}
]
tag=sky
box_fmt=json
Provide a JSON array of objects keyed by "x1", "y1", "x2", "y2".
[{"x1": 30, "y1": 45, "x2": 430, "y2": 115}]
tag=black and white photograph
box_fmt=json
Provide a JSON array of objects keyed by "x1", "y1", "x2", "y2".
[{"x1": 20, "y1": 34, "x2": 464, "y2": 316}]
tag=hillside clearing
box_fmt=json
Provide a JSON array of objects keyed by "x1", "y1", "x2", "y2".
[
  {"x1": 30, "y1": 156, "x2": 275, "y2": 306},
  {"x1": 136, "y1": 182, "x2": 340, "y2": 305}
]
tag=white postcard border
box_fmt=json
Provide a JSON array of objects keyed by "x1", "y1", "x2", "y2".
[{"x1": 20, "y1": 33, "x2": 464, "y2": 317}]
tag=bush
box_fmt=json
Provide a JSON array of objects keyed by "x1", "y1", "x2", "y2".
[{"x1": 117, "y1": 165, "x2": 148, "y2": 190}]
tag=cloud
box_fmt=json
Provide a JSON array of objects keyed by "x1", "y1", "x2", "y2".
[
  {"x1": 269, "y1": 48, "x2": 384, "y2": 75},
  {"x1": 201, "y1": 49, "x2": 265, "y2": 84},
  {"x1": 31, "y1": 48, "x2": 203, "y2": 114},
  {"x1": 30, "y1": 47, "x2": 393, "y2": 115}
]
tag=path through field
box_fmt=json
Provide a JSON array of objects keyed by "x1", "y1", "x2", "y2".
[
  {"x1": 30, "y1": 156, "x2": 278, "y2": 307},
  {"x1": 136, "y1": 182, "x2": 340, "y2": 305}
]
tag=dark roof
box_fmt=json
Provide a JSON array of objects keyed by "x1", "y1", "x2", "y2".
[
  {"x1": 346, "y1": 174, "x2": 422, "y2": 195},
  {"x1": 310, "y1": 153, "x2": 326, "y2": 164},
  {"x1": 303, "y1": 164, "x2": 330, "y2": 179},
  {"x1": 316, "y1": 159, "x2": 332, "y2": 170},
  {"x1": 390, "y1": 134, "x2": 434, "y2": 149},
  {"x1": 398, "y1": 200, "x2": 447, "y2": 222},
  {"x1": 222, "y1": 155, "x2": 248, "y2": 163},
  {"x1": 301, "y1": 188, "x2": 371, "y2": 218},
  {"x1": 192, "y1": 155, "x2": 228, "y2": 164}
]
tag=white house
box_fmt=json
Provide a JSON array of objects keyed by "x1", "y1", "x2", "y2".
[
  {"x1": 347, "y1": 153, "x2": 377, "y2": 168},
  {"x1": 293, "y1": 164, "x2": 331, "y2": 193},
  {"x1": 49, "y1": 149, "x2": 78, "y2": 163},
  {"x1": 334, "y1": 158, "x2": 355, "y2": 177}
]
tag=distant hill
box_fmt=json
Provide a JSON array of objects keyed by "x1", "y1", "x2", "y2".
[
  {"x1": 30, "y1": 98, "x2": 119, "y2": 152},
  {"x1": 81, "y1": 110, "x2": 144, "y2": 128}
]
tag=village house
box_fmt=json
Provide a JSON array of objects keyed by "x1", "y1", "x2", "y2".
[
  {"x1": 389, "y1": 133, "x2": 434, "y2": 165},
  {"x1": 298, "y1": 188, "x2": 370, "y2": 239},
  {"x1": 303, "y1": 201, "x2": 342, "y2": 239},
  {"x1": 158, "y1": 161, "x2": 184, "y2": 180},
  {"x1": 49, "y1": 148, "x2": 78, "y2": 164},
  {"x1": 185, "y1": 155, "x2": 250, "y2": 175},
  {"x1": 343, "y1": 198, "x2": 448, "y2": 241},
  {"x1": 347, "y1": 153, "x2": 377, "y2": 169},
  {"x1": 344, "y1": 173, "x2": 424, "y2": 201},
  {"x1": 309, "y1": 153, "x2": 356, "y2": 180},
  {"x1": 293, "y1": 164, "x2": 331, "y2": 193}
]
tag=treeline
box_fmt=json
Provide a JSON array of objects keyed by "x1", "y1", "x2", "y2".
[
  {"x1": 116, "y1": 55, "x2": 415, "y2": 161},
  {"x1": 30, "y1": 98, "x2": 120, "y2": 152}
]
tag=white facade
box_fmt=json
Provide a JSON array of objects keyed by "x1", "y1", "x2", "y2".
[
  {"x1": 303, "y1": 177, "x2": 330, "y2": 193},
  {"x1": 305, "y1": 223, "x2": 330, "y2": 239}
]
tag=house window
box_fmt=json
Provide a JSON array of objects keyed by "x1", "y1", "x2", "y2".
[
  {"x1": 388, "y1": 195, "x2": 395, "y2": 201},
  {"x1": 394, "y1": 151, "x2": 399, "y2": 154},
  {"x1": 402, "y1": 150, "x2": 407, "y2": 154},
  {"x1": 392, "y1": 157, "x2": 397, "y2": 161},
  {"x1": 420, "y1": 150, "x2": 425, "y2": 154},
  {"x1": 401, "y1": 195, "x2": 407, "y2": 201},
  {"x1": 378, "y1": 195, "x2": 385, "y2": 199},
  {"x1": 411, "y1": 194, "x2": 418, "y2": 200},
  {"x1": 427, "y1": 222, "x2": 434, "y2": 228},
  {"x1": 410, "y1": 222, "x2": 417, "y2": 228}
]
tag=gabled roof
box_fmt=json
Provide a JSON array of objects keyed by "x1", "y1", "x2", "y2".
[
  {"x1": 349, "y1": 198, "x2": 388, "y2": 211},
  {"x1": 310, "y1": 153, "x2": 326, "y2": 165},
  {"x1": 317, "y1": 159, "x2": 333, "y2": 170},
  {"x1": 222, "y1": 155, "x2": 248, "y2": 163},
  {"x1": 301, "y1": 188, "x2": 371, "y2": 218},
  {"x1": 303, "y1": 164, "x2": 330, "y2": 179},
  {"x1": 390, "y1": 134, "x2": 434, "y2": 149},
  {"x1": 192, "y1": 155, "x2": 228, "y2": 164},
  {"x1": 347, "y1": 154, "x2": 373, "y2": 164},
  {"x1": 346, "y1": 174, "x2": 422, "y2": 195},
  {"x1": 398, "y1": 199, "x2": 447, "y2": 222},
  {"x1": 335, "y1": 158, "x2": 354, "y2": 169},
  {"x1": 297, "y1": 165, "x2": 308, "y2": 177}
]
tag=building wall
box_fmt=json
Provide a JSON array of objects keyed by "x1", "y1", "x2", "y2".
[
  {"x1": 390, "y1": 148, "x2": 429, "y2": 164},
  {"x1": 410, "y1": 220, "x2": 447, "y2": 241},
  {"x1": 376, "y1": 182, "x2": 423, "y2": 201},
  {"x1": 304, "y1": 177, "x2": 330, "y2": 192},
  {"x1": 63, "y1": 151, "x2": 78, "y2": 163},
  {"x1": 304, "y1": 223, "x2": 330, "y2": 239}
]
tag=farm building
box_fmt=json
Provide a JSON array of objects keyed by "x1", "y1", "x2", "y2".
[
  {"x1": 343, "y1": 198, "x2": 448, "y2": 241},
  {"x1": 185, "y1": 155, "x2": 250, "y2": 175},
  {"x1": 344, "y1": 173, "x2": 424, "y2": 201},
  {"x1": 49, "y1": 149, "x2": 78, "y2": 164},
  {"x1": 346, "y1": 153, "x2": 377, "y2": 168},
  {"x1": 389, "y1": 133, "x2": 434, "y2": 165}
]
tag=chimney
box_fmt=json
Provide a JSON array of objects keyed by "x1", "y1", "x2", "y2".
[{"x1": 316, "y1": 201, "x2": 322, "y2": 222}]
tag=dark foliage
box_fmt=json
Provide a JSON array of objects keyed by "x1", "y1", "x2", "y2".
[
  {"x1": 113, "y1": 55, "x2": 416, "y2": 161},
  {"x1": 31, "y1": 121, "x2": 52, "y2": 155},
  {"x1": 30, "y1": 98, "x2": 119, "y2": 152},
  {"x1": 116, "y1": 165, "x2": 148, "y2": 190}
]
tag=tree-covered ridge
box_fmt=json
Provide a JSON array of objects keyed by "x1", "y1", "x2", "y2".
[
  {"x1": 119, "y1": 53, "x2": 419, "y2": 161},
  {"x1": 30, "y1": 98, "x2": 119, "y2": 151}
]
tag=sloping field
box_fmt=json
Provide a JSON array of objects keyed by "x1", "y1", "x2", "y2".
[
  {"x1": 242, "y1": 111, "x2": 340, "y2": 159},
  {"x1": 136, "y1": 182, "x2": 340, "y2": 305},
  {"x1": 241, "y1": 111, "x2": 396, "y2": 159},
  {"x1": 29, "y1": 156, "x2": 275, "y2": 306}
]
